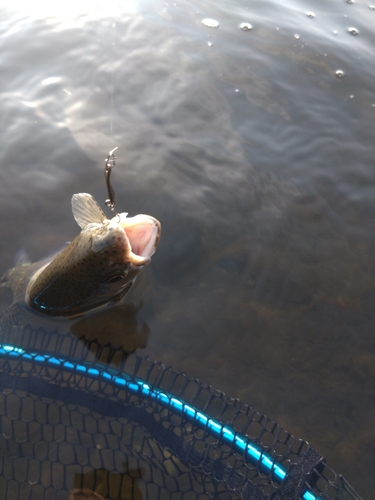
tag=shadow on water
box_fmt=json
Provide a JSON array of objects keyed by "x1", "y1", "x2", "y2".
[{"x1": 70, "y1": 302, "x2": 151, "y2": 365}]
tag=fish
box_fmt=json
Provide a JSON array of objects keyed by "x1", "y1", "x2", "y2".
[{"x1": 0, "y1": 193, "x2": 161, "y2": 322}]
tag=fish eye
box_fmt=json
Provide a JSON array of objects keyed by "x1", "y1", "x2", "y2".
[
  {"x1": 107, "y1": 275, "x2": 123, "y2": 283},
  {"x1": 95, "y1": 226, "x2": 107, "y2": 236}
]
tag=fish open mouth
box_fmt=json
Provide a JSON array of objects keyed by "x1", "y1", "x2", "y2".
[{"x1": 120, "y1": 214, "x2": 161, "y2": 266}]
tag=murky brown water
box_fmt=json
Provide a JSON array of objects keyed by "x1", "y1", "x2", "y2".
[{"x1": 0, "y1": 0, "x2": 374, "y2": 497}]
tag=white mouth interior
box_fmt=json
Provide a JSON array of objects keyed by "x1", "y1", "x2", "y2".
[{"x1": 120, "y1": 214, "x2": 160, "y2": 260}]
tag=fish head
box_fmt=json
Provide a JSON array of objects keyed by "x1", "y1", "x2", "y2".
[
  {"x1": 88, "y1": 210, "x2": 161, "y2": 269},
  {"x1": 26, "y1": 194, "x2": 161, "y2": 317},
  {"x1": 79, "y1": 210, "x2": 161, "y2": 286}
]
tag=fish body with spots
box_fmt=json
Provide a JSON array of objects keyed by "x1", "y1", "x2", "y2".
[{"x1": 0, "y1": 193, "x2": 161, "y2": 321}]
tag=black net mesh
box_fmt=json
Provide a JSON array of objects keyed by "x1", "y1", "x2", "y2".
[{"x1": 0, "y1": 324, "x2": 363, "y2": 500}]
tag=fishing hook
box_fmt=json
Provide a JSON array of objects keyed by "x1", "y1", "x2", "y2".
[{"x1": 104, "y1": 147, "x2": 120, "y2": 220}]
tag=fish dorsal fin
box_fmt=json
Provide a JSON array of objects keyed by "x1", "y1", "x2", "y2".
[{"x1": 71, "y1": 193, "x2": 107, "y2": 229}]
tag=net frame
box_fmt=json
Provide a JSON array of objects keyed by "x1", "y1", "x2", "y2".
[{"x1": 0, "y1": 325, "x2": 364, "y2": 500}]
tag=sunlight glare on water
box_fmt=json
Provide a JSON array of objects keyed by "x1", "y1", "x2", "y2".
[{"x1": 7, "y1": 0, "x2": 136, "y2": 23}]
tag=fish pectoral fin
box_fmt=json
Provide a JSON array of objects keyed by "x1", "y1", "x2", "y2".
[{"x1": 71, "y1": 193, "x2": 107, "y2": 229}]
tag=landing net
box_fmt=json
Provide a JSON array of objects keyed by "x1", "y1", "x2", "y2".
[{"x1": 0, "y1": 325, "x2": 363, "y2": 500}]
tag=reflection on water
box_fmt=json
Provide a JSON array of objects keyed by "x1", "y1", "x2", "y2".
[
  {"x1": 70, "y1": 466, "x2": 144, "y2": 500},
  {"x1": 71, "y1": 302, "x2": 151, "y2": 364},
  {"x1": 0, "y1": 0, "x2": 374, "y2": 497}
]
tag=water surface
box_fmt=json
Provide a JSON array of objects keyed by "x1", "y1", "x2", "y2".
[{"x1": 0, "y1": 0, "x2": 374, "y2": 497}]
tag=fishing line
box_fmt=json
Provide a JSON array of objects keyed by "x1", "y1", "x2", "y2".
[
  {"x1": 107, "y1": 18, "x2": 116, "y2": 137},
  {"x1": 104, "y1": 18, "x2": 121, "y2": 219},
  {"x1": 110, "y1": 58, "x2": 114, "y2": 135}
]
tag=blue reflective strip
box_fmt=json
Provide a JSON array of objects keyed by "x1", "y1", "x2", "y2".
[
  {"x1": 272, "y1": 462, "x2": 287, "y2": 482},
  {"x1": 49, "y1": 357, "x2": 63, "y2": 366},
  {"x1": 303, "y1": 491, "x2": 318, "y2": 500},
  {"x1": 0, "y1": 344, "x2": 321, "y2": 500},
  {"x1": 22, "y1": 353, "x2": 33, "y2": 361},
  {"x1": 100, "y1": 371, "x2": 111, "y2": 382},
  {"x1": 128, "y1": 381, "x2": 141, "y2": 392},
  {"x1": 2, "y1": 345, "x2": 25, "y2": 354},
  {"x1": 31, "y1": 354, "x2": 45, "y2": 363},
  {"x1": 171, "y1": 397, "x2": 183, "y2": 409},
  {"x1": 235, "y1": 435, "x2": 247, "y2": 451},
  {"x1": 183, "y1": 405, "x2": 196, "y2": 419}
]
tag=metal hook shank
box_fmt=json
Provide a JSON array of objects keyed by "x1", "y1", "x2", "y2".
[{"x1": 104, "y1": 147, "x2": 118, "y2": 211}]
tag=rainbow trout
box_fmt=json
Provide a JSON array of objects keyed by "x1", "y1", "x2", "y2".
[{"x1": 0, "y1": 193, "x2": 161, "y2": 322}]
